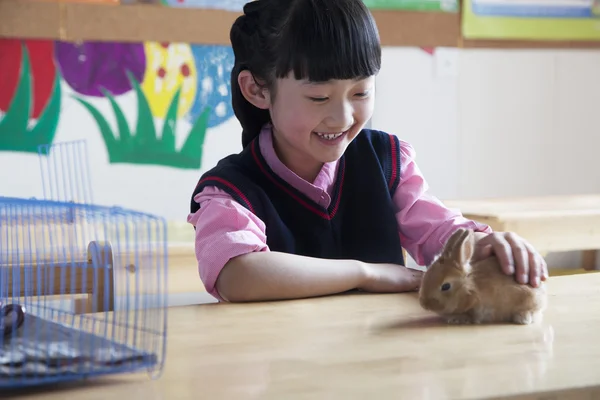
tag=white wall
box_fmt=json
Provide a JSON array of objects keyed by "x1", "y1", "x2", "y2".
[
  {"x1": 373, "y1": 47, "x2": 461, "y2": 200},
  {"x1": 457, "y1": 49, "x2": 600, "y2": 199}
]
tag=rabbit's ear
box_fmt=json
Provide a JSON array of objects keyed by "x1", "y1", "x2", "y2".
[
  {"x1": 444, "y1": 228, "x2": 474, "y2": 272},
  {"x1": 443, "y1": 228, "x2": 469, "y2": 256},
  {"x1": 456, "y1": 229, "x2": 475, "y2": 267}
]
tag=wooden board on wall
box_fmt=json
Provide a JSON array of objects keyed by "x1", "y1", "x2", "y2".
[
  {"x1": 0, "y1": 1, "x2": 65, "y2": 40},
  {"x1": 371, "y1": 10, "x2": 460, "y2": 47},
  {"x1": 0, "y1": 1, "x2": 238, "y2": 45},
  {"x1": 461, "y1": 38, "x2": 600, "y2": 49},
  {"x1": 1, "y1": 0, "x2": 460, "y2": 47},
  {"x1": 2, "y1": 0, "x2": 600, "y2": 49},
  {"x1": 65, "y1": 3, "x2": 238, "y2": 45}
]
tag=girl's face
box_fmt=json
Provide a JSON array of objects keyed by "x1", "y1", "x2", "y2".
[{"x1": 266, "y1": 72, "x2": 376, "y2": 181}]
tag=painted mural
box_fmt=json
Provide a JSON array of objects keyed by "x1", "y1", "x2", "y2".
[{"x1": 0, "y1": 38, "x2": 235, "y2": 170}]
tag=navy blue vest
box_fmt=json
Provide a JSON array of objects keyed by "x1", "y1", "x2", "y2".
[{"x1": 190, "y1": 129, "x2": 405, "y2": 266}]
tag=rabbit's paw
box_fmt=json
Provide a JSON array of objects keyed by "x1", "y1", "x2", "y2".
[
  {"x1": 512, "y1": 311, "x2": 534, "y2": 325},
  {"x1": 445, "y1": 314, "x2": 472, "y2": 325}
]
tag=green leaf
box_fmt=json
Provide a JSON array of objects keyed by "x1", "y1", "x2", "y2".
[
  {"x1": 126, "y1": 70, "x2": 156, "y2": 147},
  {"x1": 0, "y1": 42, "x2": 32, "y2": 141},
  {"x1": 100, "y1": 87, "x2": 132, "y2": 148},
  {"x1": 160, "y1": 87, "x2": 181, "y2": 153},
  {"x1": 180, "y1": 106, "x2": 210, "y2": 163},
  {"x1": 74, "y1": 97, "x2": 121, "y2": 162},
  {"x1": 29, "y1": 68, "x2": 62, "y2": 147}
]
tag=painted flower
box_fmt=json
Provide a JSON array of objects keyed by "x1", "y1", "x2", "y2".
[
  {"x1": 0, "y1": 39, "x2": 61, "y2": 154},
  {"x1": 187, "y1": 44, "x2": 235, "y2": 128},
  {"x1": 140, "y1": 42, "x2": 197, "y2": 118},
  {"x1": 0, "y1": 39, "x2": 56, "y2": 118},
  {"x1": 54, "y1": 41, "x2": 146, "y2": 97}
]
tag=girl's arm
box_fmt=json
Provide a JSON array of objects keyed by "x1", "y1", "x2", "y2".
[
  {"x1": 393, "y1": 139, "x2": 492, "y2": 266},
  {"x1": 188, "y1": 187, "x2": 421, "y2": 302},
  {"x1": 216, "y1": 251, "x2": 365, "y2": 302},
  {"x1": 216, "y1": 251, "x2": 422, "y2": 302}
]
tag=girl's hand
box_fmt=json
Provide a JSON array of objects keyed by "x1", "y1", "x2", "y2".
[
  {"x1": 471, "y1": 232, "x2": 548, "y2": 288},
  {"x1": 358, "y1": 263, "x2": 423, "y2": 293}
]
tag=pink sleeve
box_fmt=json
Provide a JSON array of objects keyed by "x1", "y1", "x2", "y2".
[
  {"x1": 187, "y1": 186, "x2": 269, "y2": 301},
  {"x1": 393, "y1": 140, "x2": 492, "y2": 266}
]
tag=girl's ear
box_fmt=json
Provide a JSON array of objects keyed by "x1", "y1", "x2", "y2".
[{"x1": 238, "y1": 70, "x2": 271, "y2": 110}]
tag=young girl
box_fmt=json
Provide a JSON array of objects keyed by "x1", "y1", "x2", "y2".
[{"x1": 187, "y1": 0, "x2": 548, "y2": 302}]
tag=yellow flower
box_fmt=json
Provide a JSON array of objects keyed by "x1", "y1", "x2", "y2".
[{"x1": 141, "y1": 42, "x2": 197, "y2": 118}]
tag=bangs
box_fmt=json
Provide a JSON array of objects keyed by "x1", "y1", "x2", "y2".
[{"x1": 274, "y1": 0, "x2": 381, "y2": 82}]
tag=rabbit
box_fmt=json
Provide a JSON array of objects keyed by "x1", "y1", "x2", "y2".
[{"x1": 418, "y1": 228, "x2": 547, "y2": 325}]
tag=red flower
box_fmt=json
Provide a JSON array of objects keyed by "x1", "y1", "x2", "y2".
[{"x1": 0, "y1": 39, "x2": 56, "y2": 119}]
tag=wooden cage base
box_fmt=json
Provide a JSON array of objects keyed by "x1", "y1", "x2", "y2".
[{"x1": 1, "y1": 241, "x2": 115, "y2": 315}]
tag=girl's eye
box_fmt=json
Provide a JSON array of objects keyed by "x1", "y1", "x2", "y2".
[
  {"x1": 309, "y1": 97, "x2": 328, "y2": 102},
  {"x1": 355, "y1": 92, "x2": 369, "y2": 97}
]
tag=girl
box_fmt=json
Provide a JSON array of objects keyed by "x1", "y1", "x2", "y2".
[{"x1": 187, "y1": 0, "x2": 548, "y2": 302}]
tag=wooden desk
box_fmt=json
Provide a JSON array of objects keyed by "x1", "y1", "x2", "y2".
[
  {"x1": 444, "y1": 194, "x2": 600, "y2": 270},
  {"x1": 7, "y1": 273, "x2": 600, "y2": 400}
]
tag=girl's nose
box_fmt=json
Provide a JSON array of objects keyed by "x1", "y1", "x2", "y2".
[{"x1": 328, "y1": 102, "x2": 354, "y2": 129}]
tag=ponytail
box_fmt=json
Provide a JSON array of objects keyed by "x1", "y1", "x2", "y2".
[{"x1": 229, "y1": 1, "x2": 274, "y2": 148}]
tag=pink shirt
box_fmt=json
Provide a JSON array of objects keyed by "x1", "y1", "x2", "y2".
[{"x1": 187, "y1": 125, "x2": 492, "y2": 301}]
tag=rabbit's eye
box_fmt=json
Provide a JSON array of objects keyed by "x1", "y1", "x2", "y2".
[{"x1": 441, "y1": 283, "x2": 451, "y2": 291}]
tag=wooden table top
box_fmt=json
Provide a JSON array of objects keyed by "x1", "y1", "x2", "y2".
[
  {"x1": 8, "y1": 273, "x2": 600, "y2": 400},
  {"x1": 443, "y1": 194, "x2": 600, "y2": 220}
]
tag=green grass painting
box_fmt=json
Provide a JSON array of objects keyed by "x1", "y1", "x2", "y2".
[{"x1": 75, "y1": 71, "x2": 211, "y2": 170}]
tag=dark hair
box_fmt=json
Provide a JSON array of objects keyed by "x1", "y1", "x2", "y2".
[{"x1": 230, "y1": 0, "x2": 382, "y2": 148}]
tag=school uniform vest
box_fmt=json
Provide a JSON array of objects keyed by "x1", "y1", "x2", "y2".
[{"x1": 190, "y1": 129, "x2": 405, "y2": 266}]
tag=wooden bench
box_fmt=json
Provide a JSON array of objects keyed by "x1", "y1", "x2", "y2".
[{"x1": 443, "y1": 194, "x2": 600, "y2": 272}]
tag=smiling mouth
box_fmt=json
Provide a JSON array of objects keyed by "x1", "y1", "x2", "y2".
[{"x1": 313, "y1": 130, "x2": 349, "y2": 140}]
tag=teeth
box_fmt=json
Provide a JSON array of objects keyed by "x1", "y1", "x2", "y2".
[{"x1": 315, "y1": 132, "x2": 344, "y2": 140}]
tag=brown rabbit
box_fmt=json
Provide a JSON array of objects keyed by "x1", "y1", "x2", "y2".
[{"x1": 418, "y1": 228, "x2": 547, "y2": 325}]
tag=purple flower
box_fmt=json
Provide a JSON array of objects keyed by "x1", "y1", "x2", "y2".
[{"x1": 54, "y1": 41, "x2": 146, "y2": 97}]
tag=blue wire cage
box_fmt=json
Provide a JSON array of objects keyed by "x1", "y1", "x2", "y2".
[
  {"x1": 37, "y1": 139, "x2": 95, "y2": 205},
  {"x1": 0, "y1": 195, "x2": 168, "y2": 388}
]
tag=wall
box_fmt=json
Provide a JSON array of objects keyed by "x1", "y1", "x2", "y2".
[
  {"x1": 374, "y1": 46, "x2": 600, "y2": 269},
  {"x1": 1, "y1": 38, "x2": 599, "y2": 284}
]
